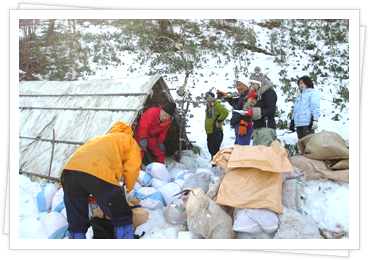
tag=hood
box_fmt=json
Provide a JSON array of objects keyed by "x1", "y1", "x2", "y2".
[
  {"x1": 255, "y1": 79, "x2": 274, "y2": 101},
  {"x1": 108, "y1": 121, "x2": 133, "y2": 136}
]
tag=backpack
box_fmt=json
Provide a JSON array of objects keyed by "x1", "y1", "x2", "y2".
[{"x1": 88, "y1": 205, "x2": 145, "y2": 239}]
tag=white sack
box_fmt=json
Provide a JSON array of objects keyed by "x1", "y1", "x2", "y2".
[
  {"x1": 163, "y1": 198, "x2": 187, "y2": 225},
  {"x1": 246, "y1": 208, "x2": 279, "y2": 233},
  {"x1": 137, "y1": 170, "x2": 153, "y2": 187},
  {"x1": 175, "y1": 170, "x2": 193, "y2": 181},
  {"x1": 134, "y1": 181, "x2": 142, "y2": 190},
  {"x1": 146, "y1": 162, "x2": 171, "y2": 183},
  {"x1": 39, "y1": 212, "x2": 68, "y2": 239},
  {"x1": 150, "y1": 178, "x2": 168, "y2": 189},
  {"x1": 182, "y1": 172, "x2": 212, "y2": 193},
  {"x1": 32, "y1": 183, "x2": 57, "y2": 212},
  {"x1": 233, "y1": 208, "x2": 263, "y2": 234},
  {"x1": 131, "y1": 187, "x2": 166, "y2": 209},
  {"x1": 51, "y1": 188, "x2": 67, "y2": 219},
  {"x1": 157, "y1": 182, "x2": 183, "y2": 206},
  {"x1": 233, "y1": 208, "x2": 279, "y2": 234}
]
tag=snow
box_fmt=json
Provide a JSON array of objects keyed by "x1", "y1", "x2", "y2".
[{"x1": 14, "y1": 16, "x2": 358, "y2": 253}]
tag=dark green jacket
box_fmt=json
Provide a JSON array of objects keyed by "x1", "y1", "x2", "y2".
[{"x1": 205, "y1": 101, "x2": 229, "y2": 134}]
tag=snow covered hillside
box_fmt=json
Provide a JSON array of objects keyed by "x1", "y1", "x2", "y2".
[{"x1": 17, "y1": 19, "x2": 353, "y2": 243}]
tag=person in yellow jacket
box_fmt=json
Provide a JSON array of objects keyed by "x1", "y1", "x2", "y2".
[{"x1": 61, "y1": 121, "x2": 141, "y2": 239}]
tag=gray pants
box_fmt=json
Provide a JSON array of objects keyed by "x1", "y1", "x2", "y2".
[{"x1": 252, "y1": 128, "x2": 277, "y2": 147}]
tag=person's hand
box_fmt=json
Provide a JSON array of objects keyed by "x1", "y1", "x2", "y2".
[
  {"x1": 158, "y1": 142, "x2": 165, "y2": 152},
  {"x1": 139, "y1": 138, "x2": 147, "y2": 149},
  {"x1": 215, "y1": 122, "x2": 221, "y2": 128},
  {"x1": 216, "y1": 91, "x2": 227, "y2": 99},
  {"x1": 311, "y1": 117, "x2": 318, "y2": 130}
]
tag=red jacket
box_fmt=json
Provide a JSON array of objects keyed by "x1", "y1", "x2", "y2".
[{"x1": 136, "y1": 106, "x2": 171, "y2": 143}]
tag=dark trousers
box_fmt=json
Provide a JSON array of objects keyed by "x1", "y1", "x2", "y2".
[
  {"x1": 62, "y1": 170, "x2": 133, "y2": 234},
  {"x1": 207, "y1": 131, "x2": 224, "y2": 159},
  {"x1": 296, "y1": 126, "x2": 315, "y2": 140}
]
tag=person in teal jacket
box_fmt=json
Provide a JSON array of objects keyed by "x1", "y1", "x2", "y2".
[
  {"x1": 204, "y1": 92, "x2": 229, "y2": 161},
  {"x1": 289, "y1": 76, "x2": 321, "y2": 139}
]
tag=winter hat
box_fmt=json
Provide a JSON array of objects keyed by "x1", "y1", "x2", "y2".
[
  {"x1": 162, "y1": 102, "x2": 176, "y2": 116},
  {"x1": 249, "y1": 67, "x2": 266, "y2": 87},
  {"x1": 236, "y1": 77, "x2": 250, "y2": 88},
  {"x1": 204, "y1": 92, "x2": 215, "y2": 100}
]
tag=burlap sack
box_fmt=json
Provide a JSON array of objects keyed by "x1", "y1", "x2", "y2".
[
  {"x1": 274, "y1": 206, "x2": 322, "y2": 239},
  {"x1": 216, "y1": 168, "x2": 283, "y2": 213},
  {"x1": 288, "y1": 155, "x2": 349, "y2": 183},
  {"x1": 324, "y1": 159, "x2": 349, "y2": 170},
  {"x1": 297, "y1": 131, "x2": 349, "y2": 160},
  {"x1": 209, "y1": 147, "x2": 234, "y2": 171},
  {"x1": 186, "y1": 188, "x2": 237, "y2": 239},
  {"x1": 282, "y1": 178, "x2": 304, "y2": 213},
  {"x1": 226, "y1": 141, "x2": 294, "y2": 173},
  {"x1": 92, "y1": 202, "x2": 149, "y2": 229},
  {"x1": 216, "y1": 141, "x2": 293, "y2": 214}
]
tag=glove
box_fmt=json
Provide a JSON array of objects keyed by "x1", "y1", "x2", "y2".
[
  {"x1": 139, "y1": 138, "x2": 147, "y2": 149},
  {"x1": 241, "y1": 115, "x2": 252, "y2": 123},
  {"x1": 310, "y1": 116, "x2": 318, "y2": 130},
  {"x1": 240, "y1": 109, "x2": 253, "y2": 123},
  {"x1": 289, "y1": 119, "x2": 295, "y2": 132},
  {"x1": 244, "y1": 109, "x2": 253, "y2": 117},
  {"x1": 238, "y1": 120, "x2": 249, "y2": 136},
  {"x1": 248, "y1": 89, "x2": 257, "y2": 100},
  {"x1": 158, "y1": 142, "x2": 165, "y2": 152},
  {"x1": 216, "y1": 90, "x2": 227, "y2": 99}
]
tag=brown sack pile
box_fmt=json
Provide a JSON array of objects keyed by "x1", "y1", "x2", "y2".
[
  {"x1": 213, "y1": 141, "x2": 294, "y2": 214},
  {"x1": 289, "y1": 131, "x2": 349, "y2": 183},
  {"x1": 92, "y1": 201, "x2": 149, "y2": 229}
]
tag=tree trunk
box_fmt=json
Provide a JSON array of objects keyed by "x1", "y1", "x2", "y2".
[{"x1": 46, "y1": 19, "x2": 55, "y2": 39}]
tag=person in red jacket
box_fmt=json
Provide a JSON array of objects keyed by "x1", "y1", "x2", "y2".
[{"x1": 134, "y1": 102, "x2": 176, "y2": 165}]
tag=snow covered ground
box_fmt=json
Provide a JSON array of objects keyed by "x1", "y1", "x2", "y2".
[{"x1": 10, "y1": 11, "x2": 361, "y2": 258}]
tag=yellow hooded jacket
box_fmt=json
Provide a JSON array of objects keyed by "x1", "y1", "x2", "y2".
[{"x1": 64, "y1": 121, "x2": 141, "y2": 193}]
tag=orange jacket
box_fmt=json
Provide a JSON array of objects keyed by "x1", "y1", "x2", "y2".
[{"x1": 64, "y1": 121, "x2": 141, "y2": 193}]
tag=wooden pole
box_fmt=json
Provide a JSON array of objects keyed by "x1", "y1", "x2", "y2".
[{"x1": 48, "y1": 129, "x2": 55, "y2": 182}]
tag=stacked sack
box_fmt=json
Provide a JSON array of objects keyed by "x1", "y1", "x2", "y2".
[
  {"x1": 32, "y1": 183, "x2": 69, "y2": 239},
  {"x1": 205, "y1": 141, "x2": 322, "y2": 239},
  {"x1": 128, "y1": 162, "x2": 218, "y2": 226},
  {"x1": 288, "y1": 131, "x2": 349, "y2": 183}
]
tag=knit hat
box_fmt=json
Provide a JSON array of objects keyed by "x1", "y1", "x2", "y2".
[
  {"x1": 236, "y1": 77, "x2": 250, "y2": 88},
  {"x1": 204, "y1": 92, "x2": 215, "y2": 100},
  {"x1": 162, "y1": 102, "x2": 176, "y2": 116},
  {"x1": 249, "y1": 67, "x2": 266, "y2": 87}
]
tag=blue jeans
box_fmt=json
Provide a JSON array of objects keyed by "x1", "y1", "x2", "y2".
[{"x1": 234, "y1": 124, "x2": 253, "y2": 145}]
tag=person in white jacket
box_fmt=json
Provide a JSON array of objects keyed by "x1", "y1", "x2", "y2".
[{"x1": 289, "y1": 76, "x2": 321, "y2": 139}]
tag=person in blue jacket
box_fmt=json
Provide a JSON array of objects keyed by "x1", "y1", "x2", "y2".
[{"x1": 289, "y1": 76, "x2": 321, "y2": 139}]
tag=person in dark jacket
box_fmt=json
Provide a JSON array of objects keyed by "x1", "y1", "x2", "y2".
[
  {"x1": 204, "y1": 92, "x2": 229, "y2": 161},
  {"x1": 289, "y1": 76, "x2": 321, "y2": 139},
  {"x1": 134, "y1": 102, "x2": 176, "y2": 165},
  {"x1": 248, "y1": 67, "x2": 278, "y2": 146},
  {"x1": 217, "y1": 78, "x2": 254, "y2": 145}
]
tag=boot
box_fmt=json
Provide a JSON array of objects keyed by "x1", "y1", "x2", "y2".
[
  {"x1": 68, "y1": 232, "x2": 86, "y2": 239},
  {"x1": 114, "y1": 224, "x2": 134, "y2": 239}
]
